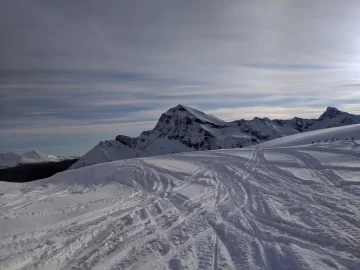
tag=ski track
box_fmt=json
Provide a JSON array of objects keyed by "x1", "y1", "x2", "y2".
[{"x1": 1, "y1": 143, "x2": 360, "y2": 269}]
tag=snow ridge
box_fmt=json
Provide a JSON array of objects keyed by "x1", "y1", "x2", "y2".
[{"x1": 71, "y1": 105, "x2": 360, "y2": 169}]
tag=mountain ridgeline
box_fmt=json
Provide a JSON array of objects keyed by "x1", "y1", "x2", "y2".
[{"x1": 70, "y1": 105, "x2": 360, "y2": 169}]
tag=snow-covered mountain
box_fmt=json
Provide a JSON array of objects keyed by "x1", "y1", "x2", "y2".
[
  {"x1": 2, "y1": 125, "x2": 360, "y2": 269},
  {"x1": 71, "y1": 105, "x2": 360, "y2": 169},
  {"x1": 0, "y1": 150, "x2": 65, "y2": 168},
  {"x1": 308, "y1": 106, "x2": 360, "y2": 131},
  {"x1": 0, "y1": 152, "x2": 25, "y2": 168}
]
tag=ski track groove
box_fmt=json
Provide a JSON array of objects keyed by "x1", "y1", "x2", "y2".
[{"x1": 1, "y1": 142, "x2": 360, "y2": 269}]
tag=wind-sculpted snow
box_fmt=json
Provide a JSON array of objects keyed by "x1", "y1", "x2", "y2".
[{"x1": 1, "y1": 142, "x2": 360, "y2": 269}]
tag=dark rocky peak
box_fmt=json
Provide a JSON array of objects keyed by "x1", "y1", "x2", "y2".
[
  {"x1": 326, "y1": 107, "x2": 341, "y2": 113},
  {"x1": 252, "y1": 117, "x2": 270, "y2": 123},
  {"x1": 319, "y1": 107, "x2": 343, "y2": 120},
  {"x1": 166, "y1": 104, "x2": 193, "y2": 114},
  {"x1": 229, "y1": 119, "x2": 247, "y2": 126},
  {"x1": 290, "y1": 117, "x2": 314, "y2": 132},
  {"x1": 115, "y1": 135, "x2": 135, "y2": 148},
  {"x1": 253, "y1": 117, "x2": 261, "y2": 121},
  {"x1": 173, "y1": 104, "x2": 187, "y2": 111}
]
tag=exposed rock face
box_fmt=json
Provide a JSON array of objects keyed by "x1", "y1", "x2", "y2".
[
  {"x1": 309, "y1": 107, "x2": 360, "y2": 130},
  {"x1": 319, "y1": 107, "x2": 342, "y2": 120},
  {"x1": 137, "y1": 105, "x2": 226, "y2": 151},
  {"x1": 291, "y1": 117, "x2": 314, "y2": 132},
  {"x1": 115, "y1": 135, "x2": 135, "y2": 148},
  {"x1": 71, "y1": 105, "x2": 360, "y2": 169}
]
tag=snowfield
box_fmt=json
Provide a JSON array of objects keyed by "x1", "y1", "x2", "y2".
[{"x1": 1, "y1": 134, "x2": 360, "y2": 268}]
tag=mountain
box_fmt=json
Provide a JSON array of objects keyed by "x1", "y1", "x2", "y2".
[
  {"x1": 309, "y1": 106, "x2": 360, "y2": 130},
  {"x1": 0, "y1": 152, "x2": 25, "y2": 168},
  {"x1": 22, "y1": 150, "x2": 52, "y2": 161},
  {"x1": 70, "y1": 105, "x2": 360, "y2": 169},
  {"x1": 2, "y1": 125, "x2": 360, "y2": 269},
  {"x1": 0, "y1": 150, "x2": 66, "y2": 168}
]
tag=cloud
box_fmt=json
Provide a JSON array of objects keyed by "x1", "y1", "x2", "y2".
[
  {"x1": 242, "y1": 63, "x2": 335, "y2": 71},
  {"x1": 1, "y1": 0, "x2": 360, "y2": 154},
  {"x1": 209, "y1": 106, "x2": 326, "y2": 121},
  {"x1": 1, "y1": 121, "x2": 157, "y2": 137}
]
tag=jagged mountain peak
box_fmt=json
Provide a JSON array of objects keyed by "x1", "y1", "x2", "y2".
[
  {"x1": 319, "y1": 106, "x2": 343, "y2": 120},
  {"x1": 252, "y1": 117, "x2": 271, "y2": 122},
  {"x1": 326, "y1": 106, "x2": 341, "y2": 113},
  {"x1": 165, "y1": 104, "x2": 193, "y2": 115},
  {"x1": 70, "y1": 105, "x2": 360, "y2": 169},
  {"x1": 162, "y1": 104, "x2": 227, "y2": 127},
  {"x1": 173, "y1": 104, "x2": 188, "y2": 111}
]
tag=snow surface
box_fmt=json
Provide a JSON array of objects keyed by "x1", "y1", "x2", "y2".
[
  {"x1": 0, "y1": 150, "x2": 63, "y2": 168},
  {"x1": 1, "y1": 129, "x2": 360, "y2": 269},
  {"x1": 259, "y1": 124, "x2": 360, "y2": 148}
]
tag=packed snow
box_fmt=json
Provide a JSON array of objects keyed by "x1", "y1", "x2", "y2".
[
  {"x1": 0, "y1": 150, "x2": 64, "y2": 168},
  {"x1": 1, "y1": 127, "x2": 360, "y2": 269}
]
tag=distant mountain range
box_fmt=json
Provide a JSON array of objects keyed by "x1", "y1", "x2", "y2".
[
  {"x1": 0, "y1": 150, "x2": 70, "y2": 168},
  {"x1": 70, "y1": 105, "x2": 360, "y2": 169}
]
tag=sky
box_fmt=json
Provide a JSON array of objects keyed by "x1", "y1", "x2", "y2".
[{"x1": 1, "y1": 0, "x2": 360, "y2": 156}]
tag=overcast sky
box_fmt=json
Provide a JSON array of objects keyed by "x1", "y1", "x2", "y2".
[{"x1": 1, "y1": 0, "x2": 360, "y2": 155}]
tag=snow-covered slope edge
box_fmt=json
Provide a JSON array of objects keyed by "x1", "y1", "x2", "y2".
[
  {"x1": 71, "y1": 105, "x2": 360, "y2": 169},
  {"x1": 260, "y1": 123, "x2": 360, "y2": 148},
  {"x1": 0, "y1": 150, "x2": 68, "y2": 168},
  {"x1": 1, "y1": 130, "x2": 360, "y2": 269}
]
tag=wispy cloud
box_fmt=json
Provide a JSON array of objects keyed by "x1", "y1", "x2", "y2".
[
  {"x1": 242, "y1": 63, "x2": 334, "y2": 71},
  {"x1": 1, "y1": 0, "x2": 360, "y2": 155},
  {"x1": 1, "y1": 121, "x2": 157, "y2": 137},
  {"x1": 209, "y1": 106, "x2": 325, "y2": 121}
]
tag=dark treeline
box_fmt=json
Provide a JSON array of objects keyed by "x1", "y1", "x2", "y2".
[{"x1": 0, "y1": 159, "x2": 78, "y2": 183}]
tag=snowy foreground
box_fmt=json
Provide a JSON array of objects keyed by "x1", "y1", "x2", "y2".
[{"x1": 1, "y1": 141, "x2": 360, "y2": 269}]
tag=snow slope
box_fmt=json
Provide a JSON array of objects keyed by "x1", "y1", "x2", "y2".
[
  {"x1": 71, "y1": 105, "x2": 360, "y2": 169},
  {"x1": 1, "y1": 133, "x2": 360, "y2": 269},
  {"x1": 0, "y1": 150, "x2": 64, "y2": 168},
  {"x1": 260, "y1": 123, "x2": 360, "y2": 148}
]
